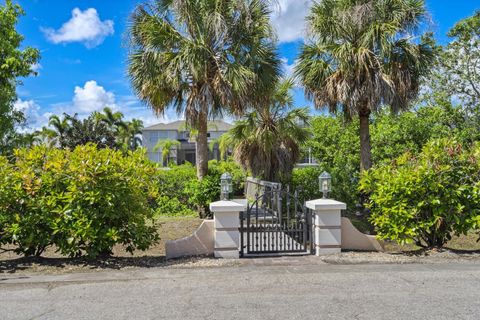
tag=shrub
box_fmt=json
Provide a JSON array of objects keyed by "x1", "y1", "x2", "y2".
[
  {"x1": 359, "y1": 139, "x2": 480, "y2": 248},
  {"x1": 289, "y1": 166, "x2": 323, "y2": 202},
  {"x1": 153, "y1": 160, "x2": 245, "y2": 218},
  {"x1": 308, "y1": 104, "x2": 475, "y2": 211},
  {"x1": 154, "y1": 164, "x2": 197, "y2": 217},
  {"x1": 0, "y1": 144, "x2": 159, "y2": 258},
  {"x1": 184, "y1": 160, "x2": 246, "y2": 218}
]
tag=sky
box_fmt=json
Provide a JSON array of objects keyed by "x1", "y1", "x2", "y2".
[{"x1": 8, "y1": 0, "x2": 480, "y2": 130}]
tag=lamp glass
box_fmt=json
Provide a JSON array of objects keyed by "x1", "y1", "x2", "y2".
[{"x1": 319, "y1": 171, "x2": 332, "y2": 198}]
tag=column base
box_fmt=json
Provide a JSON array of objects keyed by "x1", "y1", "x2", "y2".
[{"x1": 214, "y1": 249, "x2": 239, "y2": 259}]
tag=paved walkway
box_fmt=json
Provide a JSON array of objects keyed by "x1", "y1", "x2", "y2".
[{"x1": 1, "y1": 259, "x2": 480, "y2": 320}]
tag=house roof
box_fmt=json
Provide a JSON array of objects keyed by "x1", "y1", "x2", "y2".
[{"x1": 143, "y1": 120, "x2": 233, "y2": 132}]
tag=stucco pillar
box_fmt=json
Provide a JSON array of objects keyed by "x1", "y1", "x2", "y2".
[
  {"x1": 306, "y1": 199, "x2": 346, "y2": 256},
  {"x1": 209, "y1": 200, "x2": 246, "y2": 259}
]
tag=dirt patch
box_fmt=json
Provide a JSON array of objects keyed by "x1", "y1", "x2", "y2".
[
  {"x1": 0, "y1": 217, "x2": 205, "y2": 275},
  {"x1": 2, "y1": 217, "x2": 480, "y2": 274}
]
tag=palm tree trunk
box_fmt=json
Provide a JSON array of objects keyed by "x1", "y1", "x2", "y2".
[
  {"x1": 196, "y1": 107, "x2": 209, "y2": 180},
  {"x1": 359, "y1": 111, "x2": 372, "y2": 171}
]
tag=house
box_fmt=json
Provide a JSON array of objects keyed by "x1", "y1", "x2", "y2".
[{"x1": 142, "y1": 120, "x2": 233, "y2": 165}]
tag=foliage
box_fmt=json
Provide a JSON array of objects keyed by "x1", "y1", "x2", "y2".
[
  {"x1": 225, "y1": 80, "x2": 310, "y2": 182},
  {"x1": 0, "y1": 0, "x2": 40, "y2": 154},
  {"x1": 290, "y1": 166, "x2": 323, "y2": 203},
  {"x1": 127, "y1": 0, "x2": 281, "y2": 179},
  {"x1": 153, "y1": 160, "x2": 245, "y2": 218},
  {"x1": 153, "y1": 164, "x2": 198, "y2": 217},
  {"x1": 39, "y1": 110, "x2": 144, "y2": 151},
  {"x1": 296, "y1": 0, "x2": 435, "y2": 171},
  {"x1": 154, "y1": 139, "x2": 181, "y2": 166},
  {"x1": 57, "y1": 114, "x2": 118, "y2": 149},
  {"x1": 185, "y1": 160, "x2": 246, "y2": 217},
  {"x1": 432, "y1": 11, "x2": 480, "y2": 110},
  {"x1": 0, "y1": 144, "x2": 159, "y2": 258},
  {"x1": 359, "y1": 139, "x2": 480, "y2": 248},
  {"x1": 308, "y1": 103, "x2": 474, "y2": 209}
]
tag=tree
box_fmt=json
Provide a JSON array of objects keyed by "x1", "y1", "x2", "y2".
[
  {"x1": 127, "y1": 0, "x2": 280, "y2": 179},
  {"x1": 154, "y1": 138, "x2": 181, "y2": 165},
  {"x1": 44, "y1": 114, "x2": 69, "y2": 148},
  {"x1": 433, "y1": 11, "x2": 480, "y2": 109},
  {"x1": 121, "y1": 119, "x2": 144, "y2": 151},
  {"x1": 57, "y1": 114, "x2": 118, "y2": 149},
  {"x1": 0, "y1": 0, "x2": 40, "y2": 153},
  {"x1": 295, "y1": 0, "x2": 434, "y2": 172},
  {"x1": 94, "y1": 107, "x2": 128, "y2": 131},
  {"x1": 225, "y1": 80, "x2": 310, "y2": 182}
]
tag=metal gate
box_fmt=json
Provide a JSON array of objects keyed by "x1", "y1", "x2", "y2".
[{"x1": 240, "y1": 189, "x2": 312, "y2": 256}]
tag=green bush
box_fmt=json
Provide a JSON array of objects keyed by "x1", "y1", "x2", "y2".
[
  {"x1": 153, "y1": 160, "x2": 245, "y2": 218},
  {"x1": 0, "y1": 144, "x2": 159, "y2": 258},
  {"x1": 185, "y1": 160, "x2": 246, "y2": 218},
  {"x1": 359, "y1": 139, "x2": 480, "y2": 248},
  {"x1": 290, "y1": 166, "x2": 323, "y2": 202},
  {"x1": 308, "y1": 104, "x2": 475, "y2": 211},
  {"x1": 154, "y1": 164, "x2": 197, "y2": 217}
]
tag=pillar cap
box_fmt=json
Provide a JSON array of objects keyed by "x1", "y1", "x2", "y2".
[
  {"x1": 306, "y1": 199, "x2": 346, "y2": 211},
  {"x1": 210, "y1": 200, "x2": 246, "y2": 212}
]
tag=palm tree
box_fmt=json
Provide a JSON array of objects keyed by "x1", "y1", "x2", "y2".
[
  {"x1": 127, "y1": 0, "x2": 280, "y2": 179},
  {"x1": 225, "y1": 79, "x2": 310, "y2": 182},
  {"x1": 95, "y1": 107, "x2": 128, "y2": 132},
  {"x1": 154, "y1": 138, "x2": 181, "y2": 166},
  {"x1": 46, "y1": 114, "x2": 69, "y2": 148},
  {"x1": 120, "y1": 119, "x2": 144, "y2": 151},
  {"x1": 295, "y1": 0, "x2": 435, "y2": 171}
]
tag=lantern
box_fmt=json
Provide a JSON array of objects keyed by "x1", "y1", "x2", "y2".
[
  {"x1": 220, "y1": 172, "x2": 233, "y2": 200},
  {"x1": 319, "y1": 171, "x2": 332, "y2": 199}
]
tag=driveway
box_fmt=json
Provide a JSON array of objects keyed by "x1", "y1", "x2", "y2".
[{"x1": 1, "y1": 260, "x2": 480, "y2": 320}]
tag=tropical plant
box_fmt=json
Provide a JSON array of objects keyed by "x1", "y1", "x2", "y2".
[
  {"x1": 43, "y1": 114, "x2": 69, "y2": 147},
  {"x1": 60, "y1": 114, "x2": 118, "y2": 149},
  {"x1": 0, "y1": 144, "x2": 159, "y2": 258},
  {"x1": 94, "y1": 107, "x2": 127, "y2": 131},
  {"x1": 0, "y1": 0, "x2": 40, "y2": 154},
  {"x1": 127, "y1": 0, "x2": 281, "y2": 179},
  {"x1": 359, "y1": 139, "x2": 480, "y2": 248},
  {"x1": 120, "y1": 118, "x2": 144, "y2": 151},
  {"x1": 307, "y1": 103, "x2": 475, "y2": 210},
  {"x1": 225, "y1": 79, "x2": 310, "y2": 182},
  {"x1": 295, "y1": 0, "x2": 435, "y2": 172},
  {"x1": 154, "y1": 138, "x2": 181, "y2": 165}
]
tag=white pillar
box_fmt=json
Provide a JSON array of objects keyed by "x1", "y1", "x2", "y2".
[
  {"x1": 306, "y1": 199, "x2": 346, "y2": 256},
  {"x1": 209, "y1": 200, "x2": 246, "y2": 259}
]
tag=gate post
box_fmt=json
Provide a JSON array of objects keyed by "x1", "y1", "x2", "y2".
[
  {"x1": 209, "y1": 200, "x2": 246, "y2": 259},
  {"x1": 306, "y1": 199, "x2": 346, "y2": 256}
]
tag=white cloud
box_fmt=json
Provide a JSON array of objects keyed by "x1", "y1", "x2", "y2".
[
  {"x1": 73, "y1": 80, "x2": 116, "y2": 112},
  {"x1": 14, "y1": 83, "x2": 174, "y2": 132},
  {"x1": 42, "y1": 8, "x2": 114, "y2": 48},
  {"x1": 271, "y1": 0, "x2": 311, "y2": 43},
  {"x1": 14, "y1": 99, "x2": 51, "y2": 132},
  {"x1": 281, "y1": 57, "x2": 296, "y2": 78}
]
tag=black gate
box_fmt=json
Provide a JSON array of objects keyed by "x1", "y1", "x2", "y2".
[{"x1": 240, "y1": 189, "x2": 312, "y2": 256}]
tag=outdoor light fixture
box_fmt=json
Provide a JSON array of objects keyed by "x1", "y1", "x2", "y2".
[
  {"x1": 319, "y1": 171, "x2": 332, "y2": 199},
  {"x1": 220, "y1": 172, "x2": 233, "y2": 200}
]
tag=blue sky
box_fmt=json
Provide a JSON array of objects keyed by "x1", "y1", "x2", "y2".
[{"x1": 9, "y1": 0, "x2": 480, "y2": 130}]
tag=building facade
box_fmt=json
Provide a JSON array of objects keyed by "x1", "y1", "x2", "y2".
[{"x1": 142, "y1": 120, "x2": 232, "y2": 165}]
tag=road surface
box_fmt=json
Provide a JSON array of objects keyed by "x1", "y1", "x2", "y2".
[{"x1": 1, "y1": 261, "x2": 480, "y2": 319}]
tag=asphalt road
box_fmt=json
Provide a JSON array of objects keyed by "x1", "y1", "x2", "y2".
[{"x1": 1, "y1": 262, "x2": 480, "y2": 320}]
